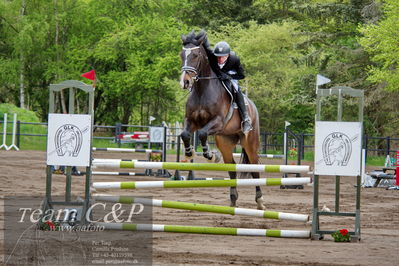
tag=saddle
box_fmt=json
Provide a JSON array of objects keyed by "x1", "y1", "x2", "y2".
[{"x1": 221, "y1": 80, "x2": 248, "y2": 125}]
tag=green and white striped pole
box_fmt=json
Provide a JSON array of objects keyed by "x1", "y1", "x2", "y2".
[
  {"x1": 92, "y1": 171, "x2": 146, "y2": 176},
  {"x1": 93, "y1": 177, "x2": 311, "y2": 189},
  {"x1": 93, "y1": 147, "x2": 162, "y2": 153},
  {"x1": 93, "y1": 194, "x2": 309, "y2": 222},
  {"x1": 92, "y1": 159, "x2": 310, "y2": 173},
  {"x1": 195, "y1": 152, "x2": 284, "y2": 159},
  {"x1": 95, "y1": 222, "x2": 310, "y2": 238}
]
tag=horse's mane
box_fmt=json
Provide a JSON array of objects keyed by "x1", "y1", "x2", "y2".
[
  {"x1": 182, "y1": 30, "x2": 222, "y2": 78},
  {"x1": 182, "y1": 30, "x2": 207, "y2": 46}
]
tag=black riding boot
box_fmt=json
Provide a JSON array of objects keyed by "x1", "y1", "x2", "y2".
[{"x1": 234, "y1": 89, "x2": 253, "y2": 134}]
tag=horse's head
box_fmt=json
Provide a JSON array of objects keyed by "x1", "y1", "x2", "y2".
[{"x1": 180, "y1": 30, "x2": 208, "y2": 90}]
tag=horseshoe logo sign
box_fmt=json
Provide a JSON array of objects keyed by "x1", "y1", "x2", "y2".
[
  {"x1": 54, "y1": 124, "x2": 83, "y2": 157},
  {"x1": 322, "y1": 132, "x2": 352, "y2": 166}
]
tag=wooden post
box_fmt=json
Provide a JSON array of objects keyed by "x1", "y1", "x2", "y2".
[{"x1": 396, "y1": 151, "x2": 399, "y2": 186}]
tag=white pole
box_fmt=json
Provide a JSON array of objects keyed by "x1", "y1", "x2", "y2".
[
  {"x1": 283, "y1": 121, "x2": 290, "y2": 157},
  {"x1": 7, "y1": 113, "x2": 19, "y2": 151},
  {"x1": 0, "y1": 113, "x2": 9, "y2": 150},
  {"x1": 361, "y1": 149, "x2": 366, "y2": 186}
]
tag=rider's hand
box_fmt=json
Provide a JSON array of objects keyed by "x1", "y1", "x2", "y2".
[{"x1": 220, "y1": 73, "x2": 231, "y2": 80}]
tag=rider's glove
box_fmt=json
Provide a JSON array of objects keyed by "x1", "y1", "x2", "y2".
[{"x1": 219, "y1": 73, "x2": 231, "y2": 80}]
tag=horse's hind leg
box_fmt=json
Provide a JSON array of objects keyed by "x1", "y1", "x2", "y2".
[
  {"x1": 253, "y1": 172, "x2": 265, "y2": 210},
  {"x1": 215, "y1": 135, "x2": 239, "y2": 207},
  {"x1": 241, "y1": 137, "x2": 265, "y2": 210}
]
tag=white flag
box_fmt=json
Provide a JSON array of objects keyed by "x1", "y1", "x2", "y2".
[
  {"x1": 316, "y1": 74, "x2": 331, "y2": 86},
  {"x1": 285, "y1": 121, "x2": 291, "y2": 127},
  {"x1": 149, "y1": 116, "x2": 156, "y2": 123}
]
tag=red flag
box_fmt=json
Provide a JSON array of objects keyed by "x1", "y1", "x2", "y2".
[{"x1": 81, "y1": 70, "x2": 96, "y2": 81}]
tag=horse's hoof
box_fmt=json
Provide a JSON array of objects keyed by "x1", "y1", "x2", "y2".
[
  {"x1": 184, "y1": 150, "x2": 195, "y2": 161},
  {"x1": 206, "y1": 151, "x2": 221, "y2": 163},
  {"x1": 90, "y1": 187, "x2": 97, "y2": 195},
  {"x1": 206, "y1": 154, "x2": 217, "y2": 163},
  {"x1": 256, "y1": 196, "x2": 266, "y2": 210},
  {"x1": 185, "y1": 155, "x2": 194, "y2": 161},
  {"x1": 205, "y1": 151, "x2": 221, "y2": 163},
  {"x1": 230, "y1": 192, "x2": 238, "y2": 207},
  {"x1": 213, "y1": 152, "x2": 221, "y2": 163}
]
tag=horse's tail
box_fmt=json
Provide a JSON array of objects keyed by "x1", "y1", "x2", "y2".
[{"x1": 240, "y1": 148, "x2": 250, "y2": 164}]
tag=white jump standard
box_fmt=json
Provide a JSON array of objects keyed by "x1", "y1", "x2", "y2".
[
  {"x1": 93, "y1": 177, "x2": 311, "y2": 189},
  {"x1": 0, "y1": 113, "x2": 8, "y2": 150},
  {"x1": 0, "y1": 113, "x2": 19, "y2": 151},
  {"x1": 92, "y1": 159, "x2": 310, "y2": 173}
]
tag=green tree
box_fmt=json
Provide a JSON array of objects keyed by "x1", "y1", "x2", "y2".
[
  {"x1": 0, "y1": 0, "x2": 96, "y2": 117},
  {"x1": 359, "y1": 0, "x2": 399, "y2": 92},
  {"x1": 209, "y1": 21, "x2": 316, "y2": 132},
  {"x1": 358, "y1": 0, "x2": 399, "y2": 136},
  {"x1": 184, "y1": 0, "x2": 254, "y2": 30},
  {"x1": 87, "y1": 1, "x2": 189, "y2": 125},
  {"x1": 0, "y1": 0, "x2": 190, "y2": 124}
]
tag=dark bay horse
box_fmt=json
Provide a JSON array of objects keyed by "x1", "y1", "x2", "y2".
[{"x1": 179, "y1": 31, "x2": 265, "y2": 210}]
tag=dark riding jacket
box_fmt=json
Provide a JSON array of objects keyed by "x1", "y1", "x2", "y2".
[
  {"x1": 217, "y1": 53, "x2": 245, "y2": 80},
  {"x1": 204, "y1": 45, "x2": 245, "y2": 80}
]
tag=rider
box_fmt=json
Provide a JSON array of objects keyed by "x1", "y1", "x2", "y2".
[{"x1": 204, "y1": 40, "x2": 252, "y2": 134}]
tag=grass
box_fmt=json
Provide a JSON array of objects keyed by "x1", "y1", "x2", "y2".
[
  {"x1": 366, "y1": 155, "x2": 387, "y2": 167},
  {"x1": 1, "y1": 103, "x2": 48, "y2": 150},
  {"x1": 19, "y1": 135, "x2": 47, "y2": 150}
]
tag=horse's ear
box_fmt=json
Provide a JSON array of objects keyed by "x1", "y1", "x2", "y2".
[{"x1": 181, "y1": 34, "x2": 187, "y2": 43}]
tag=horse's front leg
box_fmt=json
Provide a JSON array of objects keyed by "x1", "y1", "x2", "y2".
[
  {"x1": 180, "y1": 120, "x2": 194, "y2": 160},
  {"x1": 197, "y1": 117, "x2": 223, "y2": 162}
]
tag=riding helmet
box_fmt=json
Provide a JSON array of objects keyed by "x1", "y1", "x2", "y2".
[{"x1": 213, "y1": 41, "x2": 231, "y2": 56}]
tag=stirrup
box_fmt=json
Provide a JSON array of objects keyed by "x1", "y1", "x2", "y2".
[{"x1": 241, "y1": 119, "x2": 253, "y2": 134}]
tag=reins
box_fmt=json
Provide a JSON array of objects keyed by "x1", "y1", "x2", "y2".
[{"x1": 196, "y1": 76, "x2": 219, "y2": 80}]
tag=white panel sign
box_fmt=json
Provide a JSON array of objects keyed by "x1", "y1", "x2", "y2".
[
  {"x1": 314, "y1": 121, "x2": 362, "y2": 176},
  {"x1": 47, "y1": 114, "x2": 92, "y2": 166},
  {"x1": 150, "y1": 127, "x2": 164, "y2": 143}
]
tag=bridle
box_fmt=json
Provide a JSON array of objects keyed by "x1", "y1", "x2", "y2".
[{"x1": 181, "y1": 46, "x2": 218, "y2": 82}]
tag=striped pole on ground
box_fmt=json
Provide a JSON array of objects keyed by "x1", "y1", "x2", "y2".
[
  {"x1": 92, "y1": 171, "x2": 147, "y2": 176},
  {"x1": 93, "y1": 194, "x2": 309, "y2": 222},
  {"x1": 92, "y1": 159, "x2": 310, "y2": 173},
  {"x1": 181, "y1": 177, "x2": 230, "y2": 181},
  {"x1": 93, "y1": 147, "x2": 162, "y2": 153},
  {"x1": 195, "y1": 152, "x2": 284, "y2": 159},
  {"x1": 233, "y1": 153, "x2": 284, "y2": 159},
  {"x1": 95, "y1": 222, "x2": 310, "y2": 238},
  {"x1": 93, "y1": 177, "x2": 311, "y2": 189}
]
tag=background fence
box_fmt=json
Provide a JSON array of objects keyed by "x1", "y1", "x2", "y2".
[{"x1": 1, "y1": 120, "x2": 399, "y2": 159}]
